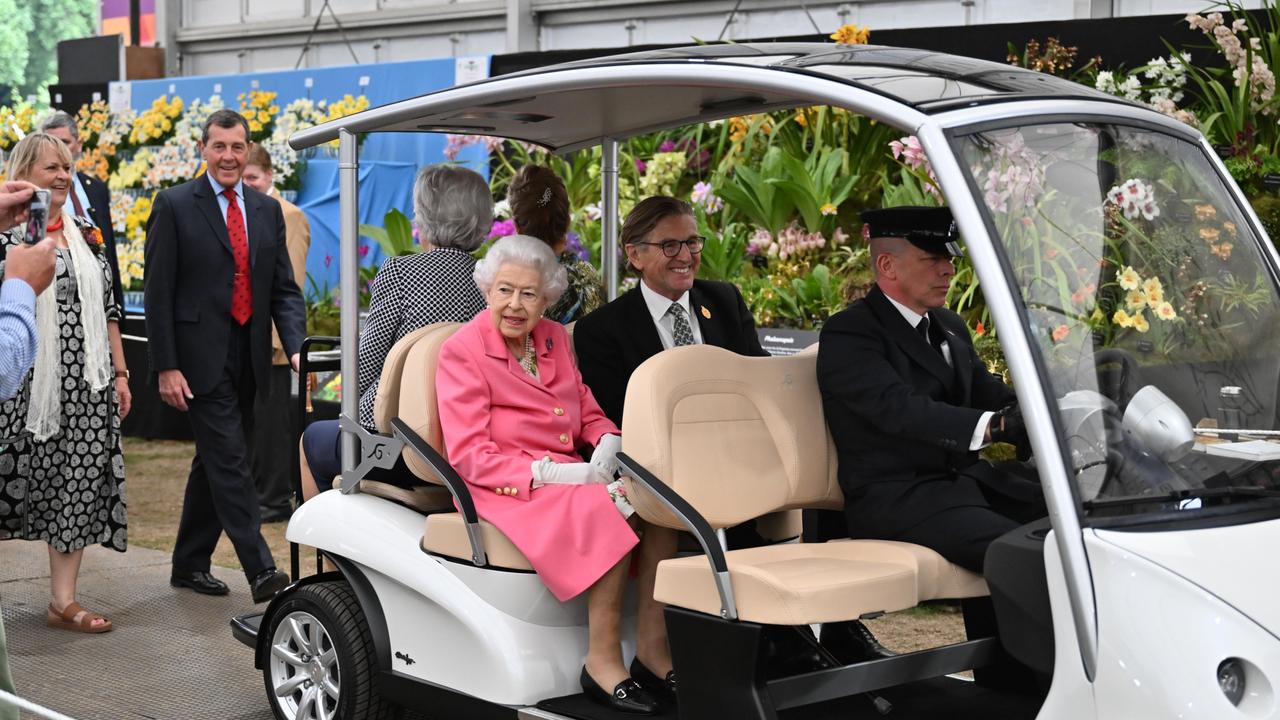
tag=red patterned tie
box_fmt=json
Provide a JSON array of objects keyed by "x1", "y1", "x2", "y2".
[{"x1": 224, "y1": 189, "x2": 252, "y2": 325}]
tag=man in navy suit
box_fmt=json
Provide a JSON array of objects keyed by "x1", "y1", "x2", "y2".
[{"x1": 145, "y1": 109, "x2": 305, "y2": 603}]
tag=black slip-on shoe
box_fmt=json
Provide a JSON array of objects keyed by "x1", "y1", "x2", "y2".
[
  {"x1": 170, "y1": 570, "x2": 230, "y2": 596},
  {"x1": 580, "y1": 666, "x2": 659, "y2": 715},
  {"x1": 250, "y1": 569, "x2": 291, "y2": 604}
]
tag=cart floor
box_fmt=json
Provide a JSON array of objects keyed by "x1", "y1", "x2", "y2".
[{"x1": 538, "y1": 676, "x2": 1042, "y2": 720}]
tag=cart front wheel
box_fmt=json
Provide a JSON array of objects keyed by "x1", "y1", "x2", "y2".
[{"x1": 263, "y1": 580, "x2": 399, "y2": 720}]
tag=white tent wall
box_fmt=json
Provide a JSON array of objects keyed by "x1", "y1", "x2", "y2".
[{"x1": 157, "y1": 0, "x2": 1273, "y2": 78}]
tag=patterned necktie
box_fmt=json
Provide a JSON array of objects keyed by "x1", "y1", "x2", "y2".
[
  {"x1": 224, "y1": 189, "x2": 252, "y2": 325},
  {"x1": 667, "y1": 302, "x2": 695, "y2": 347}
]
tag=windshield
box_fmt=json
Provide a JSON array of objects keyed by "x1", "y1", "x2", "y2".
[{"x1": 954, "y1": 122, "x2": 1280, "y2": 520}]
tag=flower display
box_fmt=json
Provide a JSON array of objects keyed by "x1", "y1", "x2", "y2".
[
  {"x1": 0, "y1": 103, "x2": 36, "y2": 151},
  {"x1": 1107, "y1": 178, "x2": 1159, "y2": 220},
  {"x1": 638, "y1": 152, "x2": 686, "y2": 197},
  {"x1": 238, "y1": 90, "x2": 280, "y2": 141},
  {"x1": 830, "y1": 24, "x2": 870, "y2": 45},
  {"x1": 109, "y1": 148, "x2": 155, "y2": 191},
  {"x1": 129, "y1": 95, "x2": 184, "y2": 146},
  {"x1": 76, "y1": 101, "x2": 110, "y2": 148},
  {"x1": 690, "y1": 182, "x2": 722, "y2": 213}
]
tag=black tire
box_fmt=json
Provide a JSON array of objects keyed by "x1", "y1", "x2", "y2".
[{"x1": 261, "y1": 580, "x2": 401, "y2": 720}]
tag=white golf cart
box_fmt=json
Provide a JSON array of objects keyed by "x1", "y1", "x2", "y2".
[{"x1": 233, "y1": 43, "x2": 1280, "y2": 720}]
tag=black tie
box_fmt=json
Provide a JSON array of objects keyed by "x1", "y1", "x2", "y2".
[{"x1": 917, "y1": 315, "x2": 945, "y2": 358}]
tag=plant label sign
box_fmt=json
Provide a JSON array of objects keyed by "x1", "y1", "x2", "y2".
[{"x1": 757, "y1": 328, "x2": 819, "y2": 357}]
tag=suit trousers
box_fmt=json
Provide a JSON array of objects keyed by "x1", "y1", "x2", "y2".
[
  {"x1": 252, "y1": 364, "x2": 294, "y2": 514},
  {"x1": 892, "y1": 461, "x2": 1045, "y2": 574},
  {"x1": 172, "y1": 322, "x2": 275, "y2": 581}
]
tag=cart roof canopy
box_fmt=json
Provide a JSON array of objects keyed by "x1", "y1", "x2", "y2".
[{"x1": 289, "y1": 42, "x2": 1132, "y2": 154}]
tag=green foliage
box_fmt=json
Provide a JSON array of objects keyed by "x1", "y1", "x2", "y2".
[
  {"x1": 18, "y1": 0, "x2": 95, "y2": 102},
  {"x1": 0, "y1": 0, "x2": 31, "y2": 94},
  {"x1": 714, "y1": 147, "x2": 795, "y2": 236},
  {"x1": 693, "y1": 207, "x2": 746, "y2": 282},
  {"x1": 769, "y1": 147, "x2": 857, "y2": 234},
  {"x1": 772, "y1": 264, "x2": 847, "y2": 329},
  {"x1": 359, "y1": 208, "x2": 416, "y2": 258}
]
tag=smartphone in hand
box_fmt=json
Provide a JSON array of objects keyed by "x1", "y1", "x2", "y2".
[{"x1": 22, "y1": 189, "x2": 50, "y2": 245}]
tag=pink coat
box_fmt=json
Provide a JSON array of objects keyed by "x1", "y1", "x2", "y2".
[{"x1": 436, "y1": 313, "x2": 637, "y2": 600}]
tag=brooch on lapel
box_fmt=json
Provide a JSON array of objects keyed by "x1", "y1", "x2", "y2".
[
  {"x1": 700, "y1": 305, "x2": 711, "y2": 319},
  {"x1": 546, "y1": 337, "x2": 554, "y2": 352}
]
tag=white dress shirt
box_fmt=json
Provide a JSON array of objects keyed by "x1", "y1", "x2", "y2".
[
  {"x1": 206, "y1": 173, "x2": 247, "y2": 230},
  {"x1": 882, "y1": 293, "x2": 994, "y2": 451},
  {"x1": 638, "y1": 280, "x2": 704, "y2": 349}
]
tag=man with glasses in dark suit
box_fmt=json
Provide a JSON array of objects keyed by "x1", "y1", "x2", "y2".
[{"x1": 574, "y1": 195, "x2": 766, "y2": 426}]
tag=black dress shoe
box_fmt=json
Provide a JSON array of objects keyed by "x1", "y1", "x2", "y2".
[
  {"x1": 580, "y1": 666, "x2": 659, "y2": 715},
  {"x1": 250, "y1": 569, "x2": 291, "y2": 604},
  {"x1": 170, "y1": 570, "x2": 230, "y2": 596},
  {"x1": 259, "y1": 506, "x2": 292, "y2": 523},
  {"x1": 819, "y1": 620, "x2": 895, "y2": 665},
  {"x1": 629, "y1": 657, "x2": 677, "y2": 705}
]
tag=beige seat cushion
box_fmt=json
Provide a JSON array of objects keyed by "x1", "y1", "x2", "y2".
[
  {"x1": 825, "y1": 539, "x2": 989, "y2": 600},
  {"x1": 655, "y1": 543, "x2": 918, "y2": 625},
  {"x1": 423, "y1": 512, "x2": 533, "y2": 571},
  {"x1": 355, "y1": 480, "x2": 453, "y2": 515},
  {"x1": 396, "y1": 322, "x2": 463, "y2": 481},
  {"x1": 372, "y1": 325, "x2": 442, "y2": 433}
]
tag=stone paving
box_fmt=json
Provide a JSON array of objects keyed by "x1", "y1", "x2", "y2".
[{"x1": 0, "y1": 541, "x2": 272, "y2": 720}]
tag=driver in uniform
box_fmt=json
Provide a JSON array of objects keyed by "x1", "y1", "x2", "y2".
[{"x1": 816, "y1": 206, "x2": 1043, "y2": 660}]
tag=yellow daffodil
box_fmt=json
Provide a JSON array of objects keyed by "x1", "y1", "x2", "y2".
[
  {"x1": 1155, "y1": 301, "x2": 1177, "y2": 320},
  {"x1": 1132, "y1": 313, "x2": 1150, "y2": 333},
  {"x1": 1125, "y1": 289, "x2": 1148, "y2": 310},
  {"x1": 1112, "y1": 309, "x2": 1134, "y2": 327}
]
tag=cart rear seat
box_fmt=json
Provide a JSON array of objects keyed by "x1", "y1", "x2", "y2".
[{"x1": 620, "y1": 345, "x2": 986, "y2": 625}]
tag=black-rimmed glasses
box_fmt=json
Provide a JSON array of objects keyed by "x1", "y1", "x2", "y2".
[{"x1": 634, "y1": 237, "x2": 705, "y2": 257}]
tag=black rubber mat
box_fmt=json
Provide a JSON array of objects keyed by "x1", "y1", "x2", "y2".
[{"x1": 538, "y1": 677, "x2": 1040, "y2": 720}]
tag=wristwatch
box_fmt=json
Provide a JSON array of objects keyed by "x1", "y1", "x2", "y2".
[{"x1": 115, "y1": 370, "x2": 130, "y2": 379}]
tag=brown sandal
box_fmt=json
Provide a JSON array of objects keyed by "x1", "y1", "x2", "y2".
[{"x1": 46, "y1": 602, "x2": 113, "y2": 634}]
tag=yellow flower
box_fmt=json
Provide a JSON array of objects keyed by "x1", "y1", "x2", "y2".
[
  {"x1": 1155, "y1": 301, "x2": 1177, "y2": 320},
  {"x1": 1117, "y1": 265, "x2": 1141, "y2": 291},
  {"x1": 1142, "y1": 277, "x2": 1163, "y2": 304},
  {"x1": 1199, "y1": 227, "x2": 1220, "y2": 243},
  {"x1": 820, "y1": 203, "x2": 838, "y2": 216},
  {"x1": 1193, "y1": 204, "x2": 1216, "y2": 221},
  {"x1": 830, "y1": 24, "x2": 871, "y2": 45},
  {"x1": 1112, "y1": 309, "x2": 1134, "y2": 327},
  {"x1": 1132, "y1": 313, "x2": 1150, "y2": 333},
  {"x1": 1124, "y1": 289, "x2": 1148, "y2": 310}
]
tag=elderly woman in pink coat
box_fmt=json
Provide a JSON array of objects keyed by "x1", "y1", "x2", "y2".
[{"x1": 436, "y1": 234, "x2": 678, "y2": 715}]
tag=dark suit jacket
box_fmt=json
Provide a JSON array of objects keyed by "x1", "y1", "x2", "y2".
[
  {"x1": 574, "y1": 279, "x2": 766, "y2": 426},
  {"x1": 143, "y1": 176, "x2": 306, "y2": 395},
  {"x1": 816, "y1": 285, "x2": 1014, "y2": 539},
  {"x1": 78, "y1": 172, "x2": 124, "y2": 312}
]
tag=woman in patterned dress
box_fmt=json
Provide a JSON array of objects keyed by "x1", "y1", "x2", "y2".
[
  {"x1": 507, "y1": 164, "x2": 604, "y2": 323},
  {"x1": 0, "y1": 134, "x2": 130, "y2": 633},
  {"x1": 298, "y1": 164, "x2": 493, "y2": 498}
]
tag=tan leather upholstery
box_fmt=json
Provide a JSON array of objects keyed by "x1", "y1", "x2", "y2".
[
  {"x1": 424, "y1": 513, "x2": 534, "y2": 571},
  {"x1": 621, "y1": 344, "x2": 986, "y2": 625},
  {"x1": 355, "y1": 479, "x2": 454, "y2": 515},
  {"x1": 654, "y1": 544, "x2": 918, "y2": 625},
  {"x1": 372, "y1": 326, "x2": 441, "y2": 433},
  {"x1": 395, "y1": 322, "x2": 463, "y2": 480}
]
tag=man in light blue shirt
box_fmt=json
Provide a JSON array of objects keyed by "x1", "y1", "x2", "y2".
[{"x1": 0, "y1": 179, "x2": 57, "y2": 720}]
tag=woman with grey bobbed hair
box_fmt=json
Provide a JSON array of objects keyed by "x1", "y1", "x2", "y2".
[
  {"x1": 436, "y1": 234, "x2": 679, "y2": 715},
  {"x1": 299, "y1": 164, "x2": 494, "y2": 498}
]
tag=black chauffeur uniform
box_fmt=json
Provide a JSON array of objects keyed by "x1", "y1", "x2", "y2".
[{"x1": 816, "y1": 206, "x2": 1041, "y2": 573}]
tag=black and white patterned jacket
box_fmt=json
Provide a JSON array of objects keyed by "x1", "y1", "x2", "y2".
[{"x1": 356, "y1": 248, "x2": 486, "y2": 429}]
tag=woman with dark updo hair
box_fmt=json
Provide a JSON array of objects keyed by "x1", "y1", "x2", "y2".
[{"x1": 506, "y1": 164, "x2": 604, "y2": 323}]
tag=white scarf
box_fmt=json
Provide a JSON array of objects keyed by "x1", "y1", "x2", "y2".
[{"x1": 26, "y1": 206, "x2": 112, "y2": 441}]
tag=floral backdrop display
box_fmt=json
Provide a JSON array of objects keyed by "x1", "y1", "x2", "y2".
[{"x1": 4, "y1": 5, "x2": 1280, "y2": 360}]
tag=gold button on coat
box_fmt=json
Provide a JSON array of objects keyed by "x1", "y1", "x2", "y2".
[
  {"x1": 559, "y1": 433, "x2": 570, "y2": 444},
  {"x1": 553, "y1": 407, "x2": 565, "y2": 416}
]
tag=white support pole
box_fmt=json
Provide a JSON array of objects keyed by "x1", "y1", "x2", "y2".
[
  {"x1": 338, "y1": 128, "x2": 360, "y2": 486},
  {"x1": 601, "y1": 137, "x2": 620, "y2": 300}
]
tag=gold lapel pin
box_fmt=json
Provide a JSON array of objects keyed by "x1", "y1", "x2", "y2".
[{"x1": 700, "y1": 305, "x2": 711, "y2": 319}]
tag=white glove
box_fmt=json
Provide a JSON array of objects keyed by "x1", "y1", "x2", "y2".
[
  {"x1": 531, "y1": 459, "x2": 611, "y2": 487},
  {"x1": 590, "y1": 433, "x2": 622, "y2": 481}
]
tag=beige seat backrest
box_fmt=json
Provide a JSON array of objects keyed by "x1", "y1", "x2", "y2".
[
  {"x1": 372, "y1": 325, "x2": 441, "y2": 434},
  {"x1": 396, "y1": 322, "x2": 464, "y2": 482},
  {"x1": 622, "y1": 344, "x2": 842, "y2": 530}
]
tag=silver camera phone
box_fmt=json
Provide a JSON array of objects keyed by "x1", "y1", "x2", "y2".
[{"x1": 22, "y1": 189, "x2": 50, "y2": 245}]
